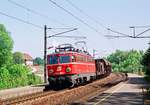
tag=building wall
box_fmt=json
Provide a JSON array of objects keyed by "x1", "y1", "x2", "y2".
[{"x1": 25, "y1": 61, "x2": 33, "y2": 66}]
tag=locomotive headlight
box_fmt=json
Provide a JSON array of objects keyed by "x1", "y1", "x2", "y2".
[
  {"x1": 57, "y1": 66, "x2": 62, "y2": 71},
  {"x1": 49, "y1": 69, "x2": 54, "y2": 73},
  {"x1": 66, "y1": 67, "x2": 71, "y2": 72}
]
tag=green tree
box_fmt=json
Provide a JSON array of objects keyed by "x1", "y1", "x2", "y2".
[
  {"x1": 141, "y1": 47, "x2": 150, "y2": 67},
  {"x1": 141, "y1": 47, "x2": 150, "y2": 75},
  {"x1": 107, "y1": 50, "x2": 128, "y2": 65},
  {"x1": 107, "y1": 50, "x2": 143, "y2": 73},
  {"x1": 13, "y1": 52, "x2": 24, "y2": 64},
  {"x1": 0, "y1": 24, "x2": 13, "y2": 67},
  {"x1": 33, "y1": 57, "x2": 44, "y2": 65}
]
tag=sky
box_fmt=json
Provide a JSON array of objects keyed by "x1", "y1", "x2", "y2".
[{"x1": 0, "y1": 0, "x2": 150, "y2": 58}]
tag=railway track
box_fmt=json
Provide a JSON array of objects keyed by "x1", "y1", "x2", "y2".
[
  {"x1": 0, "y1": 73, "x2": 127, "y2": 105},
  {"x1": 2, "y1": 91, "x2": 54, "y2": 105}
]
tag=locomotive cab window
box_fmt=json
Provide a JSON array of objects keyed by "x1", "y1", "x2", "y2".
[
  {"x1": 60, "y1": 56, "x2": 70, "y2": 63},
  {"x1": 49, "y1": 56, "x2": 58, "y2": 64}
]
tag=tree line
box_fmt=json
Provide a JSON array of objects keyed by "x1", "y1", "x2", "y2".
[
  {"x1": 107, "y1": 50, "x2": 144, "y2": 74},
  {"x1": 107, "y1": 47, "x2": 150, "y2": 80}
]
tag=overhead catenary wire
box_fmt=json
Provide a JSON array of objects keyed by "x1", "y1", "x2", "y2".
[
  {"x1": 65, "y1": 0, "x2": 135, "y2": 39},
  {"x1": 50, "y1": 35, "x2": 86, "y2": 39},
  {"x1": 136, "y1": 28, "x2": 150, "y2": 37},
  {"x1": 7, "y1": 0, "x2": 71, "y2": 27},
  {"x1": 130, "y1": 26, "x2": 150, "y2": 28},
  {"x1": 48, "y1": 0, "x2": 102, "y2": 35},
  {"x1": 107, "y1": 28, "x2": 130, "y2": 37},
  {"x1": 65, "y1": 0, "x2": 132, "y2": 39},
  {"x1": 64, "y1": 0, "x2": 115, "y2": 51},
  {"x1": 7, "y1": 0, "x2": 115, "y2": 54},
  {"x1": 0, "y1": 11, "x2": 43, "y2": 29},
  {"x1": 65, "y1": 0, "x2": 108, "y2": 29},
  {"x1": 106, "y1": 27, "x2": 150, "y2": 38}
]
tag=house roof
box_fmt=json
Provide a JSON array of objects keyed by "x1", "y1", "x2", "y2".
[{"x1": 23, "y1": 53, "x2": 33, "y2": 61}]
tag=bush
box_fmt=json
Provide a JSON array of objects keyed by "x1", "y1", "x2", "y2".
[
  {"x1": 27, "y1": 73, "x2": 42, "y2": 85},
  {"x1": 0, "y1": 64, "x2": 42, "y2": 89},
  {"x1": 8, "y1": 64, "x2": 29, "y2": 87},
  {"x1": 0, "y1": 66, "x2": 10, "y2": 89}
]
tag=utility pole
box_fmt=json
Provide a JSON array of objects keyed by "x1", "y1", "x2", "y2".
[
  {"x1": 44, "y1": 25, "x2": 47, "y2": 83},
  {"x1": 43, "y1": 25, "x2": 52, "y2": 83}
]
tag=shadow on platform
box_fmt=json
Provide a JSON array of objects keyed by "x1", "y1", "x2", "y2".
[
  {"x1": 127, "y1": 77, "x2": 149, "y2": 89},
  {"x1": 86, "y1": 92, "x2": 143, "y2": 105}
]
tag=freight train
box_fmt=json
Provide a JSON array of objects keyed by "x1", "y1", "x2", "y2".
[{"x1": 47, "y1": 44, "x2": 111, "y2": 89}]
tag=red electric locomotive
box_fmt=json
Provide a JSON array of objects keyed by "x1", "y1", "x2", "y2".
[
  {"x1": 47, "y1": 44, "x2": 112, "y2": 89},
  {"x1": 47, "y1": 44, "x2": 96, "y2": 88}
]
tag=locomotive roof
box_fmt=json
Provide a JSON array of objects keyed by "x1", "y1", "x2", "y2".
[
  {"x1": 48, "y1": 51, "x2": 93, "y2": 58},
  {"x1": 48, "y1": 43, "x2": 92, "y2": 57}
]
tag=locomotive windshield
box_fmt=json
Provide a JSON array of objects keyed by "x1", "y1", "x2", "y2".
[
  {"x1": 60, "y1": 56, "x2": 70, "y2": 63},
  {"x1": 48, "y1": 55, "x2": 70, "y2": 64},
  {"x1": 49, "y1": 56, "x2": 58, "y2": 64}
]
